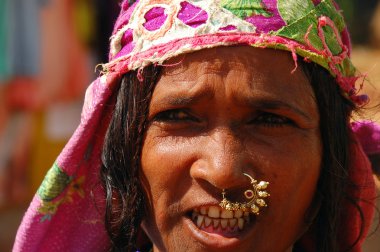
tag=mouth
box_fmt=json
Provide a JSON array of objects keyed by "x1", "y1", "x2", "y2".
[{"x1": 187, "y1": 205, "x2": 254, "y2": 238}]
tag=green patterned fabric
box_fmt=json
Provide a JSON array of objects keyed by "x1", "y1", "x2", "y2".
[
  {"x1": 277, "y1": 0, "x2": 314, "y2": 24},
  {"x1": 37, "y1": 163, "x2": 72, "y2": 202},
  {"x1": 221, "y1": 0, "x2": 272, "y2": 18},
  {"x1": 276, "y1": 0, "x2": 345, "y2": 54}
]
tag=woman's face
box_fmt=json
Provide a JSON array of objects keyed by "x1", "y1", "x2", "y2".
[{"x1": 141, "y1": 46, "x2": 322, "y2": 252}]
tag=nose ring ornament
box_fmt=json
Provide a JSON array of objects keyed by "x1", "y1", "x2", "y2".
[{"x1": 219, "y1": 173, "x2": 270, "y2": 215}]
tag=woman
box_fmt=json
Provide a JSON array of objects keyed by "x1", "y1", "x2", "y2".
[{"x1": 14, "y1": 0, "x2": 376, "y2": 251}]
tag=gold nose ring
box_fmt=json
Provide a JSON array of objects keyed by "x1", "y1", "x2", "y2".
[{"x1": 219, "y1": 173, "x2": 270, "y2": 215}]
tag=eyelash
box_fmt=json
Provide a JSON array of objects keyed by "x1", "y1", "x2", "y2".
[
  {"x1": 154, "y1": 109, "x2": 198, "y2": 122},
  {"x1": 154, "y1": 110, "x2": 292, "y2": 127},
  {"x1": 251, "y1": 113, "x2": 292, "y2": 127}
]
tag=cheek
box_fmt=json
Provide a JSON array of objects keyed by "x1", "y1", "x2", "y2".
[
  {"x1": 140, "y1": 133, "x2": 193, "y2": 219},
  {"x1": 276, "y1": 134, "x2": 321, "y2": 192},
  {"x1": 255, "y1": 130, "x2": 322, "y2": 244},
  {"x1": 141, "y1": 135, "x2": 192, "y2": 193},
  {"x1": 141, "y1": 134, "x2": 198, "y2": 250}
]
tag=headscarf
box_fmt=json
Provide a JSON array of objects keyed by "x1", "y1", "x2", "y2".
[
  {"x1": 352, "y1": 120, "x2": 380, "y2": 157},
  {"x1": 352, "y1": 120, "x2": 380, "y2": 175},
  {"x1": 14, "y1": 1, "x2": 376, "y2": 251}
]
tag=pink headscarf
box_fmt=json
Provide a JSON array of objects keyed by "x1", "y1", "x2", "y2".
[{"x1": 352, "y1": 121, "x2": 380, "y2": 157}]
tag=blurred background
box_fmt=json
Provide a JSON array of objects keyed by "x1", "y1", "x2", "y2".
[{"x1": 0, "y1": 0, "x2": 379, "y2": 251}]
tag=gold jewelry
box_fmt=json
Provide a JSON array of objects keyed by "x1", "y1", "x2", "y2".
[{"x1": 219, "y1": 173, "x2": 270, "y2": 215}]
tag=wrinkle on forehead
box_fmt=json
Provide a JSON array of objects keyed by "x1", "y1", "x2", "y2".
[
  {"x1": 164, "y1": 46, "x2": 295, "y2": 68},
  {"x1": 159, "y1": 46, "x2": 311, "y2": 93},
  {"x1": 161, "y1": 46, "x2": 307, "y2": 85},
  {"x1": 162, "y1": 47, "x2": 258, "y2": 76}
]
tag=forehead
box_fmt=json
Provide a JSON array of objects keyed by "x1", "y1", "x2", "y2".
[{"x1": 154, "y1": 46, "x2": 316, "y2": 114}]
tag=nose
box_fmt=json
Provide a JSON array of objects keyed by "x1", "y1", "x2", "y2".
[{"x1": 190, "y1": 128, "x2": 251, "y2": 190}]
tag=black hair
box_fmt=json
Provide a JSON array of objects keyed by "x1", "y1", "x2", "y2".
[
  {"x1": 101, "y1": 66, "x2": 161, "y2": 251},
  {"x1": 101, "y1": 59, "x2": 365, "y2": 252},
  {"x1": 297, "y1": 61, "x2": 359, "y2": 252}
]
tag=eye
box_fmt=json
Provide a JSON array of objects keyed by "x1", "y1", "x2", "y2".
[
  {"x1": 250, "y1": 113, "x2": 293, "y2": 127},
  {"x1": 153, "y1": 109, "x2": 199, "y2": 123}
]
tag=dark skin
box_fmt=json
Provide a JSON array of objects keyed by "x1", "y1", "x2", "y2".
[{"x1": 140, "y1": 46, "x2": 322, "y2": 252}]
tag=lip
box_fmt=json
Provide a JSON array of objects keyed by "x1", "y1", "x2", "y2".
[{"x1": 183, "y1": 205, "x2": 256, "y2": 249}]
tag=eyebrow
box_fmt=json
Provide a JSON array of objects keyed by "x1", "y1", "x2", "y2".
[{"x1": 155, "y1": 90, "x2": 214, "y2": 107}]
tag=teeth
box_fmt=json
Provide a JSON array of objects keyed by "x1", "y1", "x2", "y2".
[
  {"x1": 192, "y1": 206, "x2": 251, "y2": 230},
  {"x1": 213, "y1": 219, "x2": 220, "y2": 228},
  {"x1": 221, "y1": 209, "x2": 234, "y2": 218},
  {"x1": 229, "y1": 218, "x2": 237, "y2": 227},
  {"x1": 200, "y1": 206, "x2": 207, "y2": 215},
  {"x1": 191, "y1": 206, "x2": 254, "y2": 230},
  {"x1": 238, "y1": 218, "x2": 244, "y2": 230},
  {"x1": 197, "y1": 215, "x2": 204, "y2": 227},
  {"x1": 221, "y1": 219, "x2": 228, "y2": 229},
  {"x1": 234, "y1": 210, "x2": 243, "y2": 218},
  {"x1": 192, "y1": 211, "x2": 197, "y2": 221},
  {"x1": 208, "y1": 206, "x2": 220, "y2": 218},
  {"x1": 204, "y1": 217, "x2": 211, "y2": 227}
]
